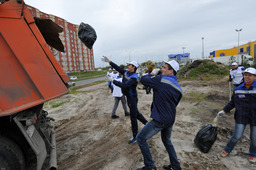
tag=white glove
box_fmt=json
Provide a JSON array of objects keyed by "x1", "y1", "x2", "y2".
[
  {"x1": 101, "y1": 56, "x2": 110, "y2": 63},
  {"x1": 151, "y1": 68, "x2": 160, "y2": 76},
  {"x1": 106, "y1": 76, "x2": 113, "y2": 82},
  {"x1": 217, "y1": 110, "x2": 225, "y2": 117}
]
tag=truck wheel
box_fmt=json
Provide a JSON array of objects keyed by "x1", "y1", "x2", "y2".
[{"x1": 0, "y1": 136, "x2": 25, "y2": 170}]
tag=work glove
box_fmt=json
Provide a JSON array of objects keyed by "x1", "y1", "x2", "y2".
[
  {"x1": 101, "y1": 56, "x2": 110, "y2": 63},
  {"x1": 106, "y1": 76, "x2": 113, "y2": 82},
  {"x1": 151, "y1": 68, "x2": 160, "y2": 76},
  {"x1": 217, "y1": 110, "x2": 225, "y2": 118}
]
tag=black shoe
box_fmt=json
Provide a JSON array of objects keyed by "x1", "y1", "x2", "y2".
[
  {"x1": 125, "y1": 112, "x2": 130, "y2": 116},
  {"x1": 137, "y1": 166, "x2": 157, "y2": 170},
  {"x1": 128, "y1": 138, "x2": 136, "y2": 144},
  {"x1": 163, "y1": 164, "x2": 181, "y2": 170},
  {"x1": 111, "y1": 115, "x2": 119, "y2": 119},
  {"x1": 163, "y1": 165, "x2": 172, "y2": 170}
]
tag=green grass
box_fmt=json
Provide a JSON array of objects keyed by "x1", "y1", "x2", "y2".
[
  {"x1": 191, "y1": 109, "x2": 197, "y2": 114},
  {"x1": 68, "y1": 80, "x2": 105, "y2": 94},
  {"x1": 51, "y1": 101, "x2": 66, "y2": 108},
  {"x1": 182, "y1": 92, "x2": 208, "y2": 103},
  {"x1": 68, "y1": 70, "x2": 106, "y2": 80}
]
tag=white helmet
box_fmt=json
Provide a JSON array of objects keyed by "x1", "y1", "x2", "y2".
[
  {"x1": 163, "y1": 60, "x2": 179, "y2": 72},
  {"x1": 244, "y1": 67, "x2": 256, "y2": 75},
  {"x1": 127, "y1": 61, "x2": 139, "y2": 68},
  {"x1": 231, "y1": 62, "x2": 238, "y2": 66}
]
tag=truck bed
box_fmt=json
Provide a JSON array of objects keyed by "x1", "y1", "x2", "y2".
[{"x1": 0, "y1": 1, "x2": 69, "y2": 117}]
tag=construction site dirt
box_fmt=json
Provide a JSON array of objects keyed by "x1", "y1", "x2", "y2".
[{"x1": 44, "y1": 79, "x2": 256, "y2": 170}]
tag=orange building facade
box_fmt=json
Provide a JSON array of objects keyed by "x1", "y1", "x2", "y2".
[{"x1": 27, "y1": 5, "x2": 95, "y2": 72}]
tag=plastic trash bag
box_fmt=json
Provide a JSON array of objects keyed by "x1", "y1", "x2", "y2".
[
  {"x1": 194, "y1": 123, "x2": 218, "y2": 153},
  {"x1": 78, "y1": 22, "x2": 97, "y2": 49}
]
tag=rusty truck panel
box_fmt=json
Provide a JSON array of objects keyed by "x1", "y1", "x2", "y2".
[{"x1": 0, "y1": 1, "x2": 69, "y2": 117}]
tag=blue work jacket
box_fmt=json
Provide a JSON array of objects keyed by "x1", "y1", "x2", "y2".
[
  {"x1": 223, "y1": 80, "x2": 256, "y2": 125},
  {"x1": 110, "y1": 62, "x2": 138, "y2": 99},
  {"x1": 140, "y1": 74, "x2": 182, "y2": 127}
]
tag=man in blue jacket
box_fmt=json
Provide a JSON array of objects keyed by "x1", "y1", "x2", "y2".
[
  {"x1": 218, "y1": 67, "x2": 256, "y2": 163},
  {"x1": 102, "y1": 56, "x2": 148, "y2": 144},
  {"x1": 136, "y1": 60, "x2": 182, "y2": 170}
]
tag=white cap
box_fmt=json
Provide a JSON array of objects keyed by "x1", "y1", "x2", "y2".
[
  {"x1": 244, "y1": 67, "x2": 256, "y2": 75},
  {"x1": 232, "y1": 62, "x2": 238, "y2": 66},
  {"x1": 109, "y1": 68, "x2": 112, "y2": 70},
  {"x1": 127, "y1": 61, "x2": 139, "y2": 68},
  {"x1": 163, "y1": 60, "x2": 179, "y2": 72},
  {"x1": 113, "y1": 68, "x2": 116, "y2": 71}
]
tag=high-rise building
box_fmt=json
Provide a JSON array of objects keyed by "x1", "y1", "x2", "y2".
[{"x1": 27, "y1": 5, "x2": 95, "y2": 72}]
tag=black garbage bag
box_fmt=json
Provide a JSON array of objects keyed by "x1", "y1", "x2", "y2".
[
  {"x1": 194, "y1": 124, "x2": 217, "y2": 153},
  {"x1": 78, "y1": 22, "x2": 97, "y2": 49}
]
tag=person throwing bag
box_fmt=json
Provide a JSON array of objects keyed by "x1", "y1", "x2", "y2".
[{"x1": 218, "y1": 67, "x2": 256, "y2": 163}]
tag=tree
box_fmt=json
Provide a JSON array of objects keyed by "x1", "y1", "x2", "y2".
[{"x1": 229, "y1": 56, "x2": 236, "y2": 65}]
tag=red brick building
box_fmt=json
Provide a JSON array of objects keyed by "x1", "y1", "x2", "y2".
[{"x1": 27, "y1": 5, "x2": 95, "y2": 72}]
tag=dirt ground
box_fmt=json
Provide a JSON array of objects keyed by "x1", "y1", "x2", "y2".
[{"x1": 43, "y1": 78, "x2": 256, "y2": 170}]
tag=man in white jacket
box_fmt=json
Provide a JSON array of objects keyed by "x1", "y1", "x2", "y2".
[
  {"x1": 111, "y1": 72, "x2": 130, "y2": 119},
  {"x1": 229, "y1": 62, "x2": 245, "y2": 90}
]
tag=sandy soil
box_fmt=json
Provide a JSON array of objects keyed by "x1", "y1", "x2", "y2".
[{"x1": 43, "y1": 79, "x2": 256, "y2": 170}]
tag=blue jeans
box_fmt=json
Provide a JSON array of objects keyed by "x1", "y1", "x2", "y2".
[
  {"x1": 136, "y1": 120, "x2": 181, "y2": 169},
  {"x1": 224, "y1": 123, "x2": 256, "y2": 157}
]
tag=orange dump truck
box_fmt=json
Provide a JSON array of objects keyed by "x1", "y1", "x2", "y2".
[{"x1": 0, "y1": 0, "x2": 70, "y2": 169}]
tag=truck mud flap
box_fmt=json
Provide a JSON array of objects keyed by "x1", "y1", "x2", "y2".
[
  {"x1": 13, "y1": 115, "x2": 47, "y2": 170},
  {"x1": 49, "y1": 130, "x2": 57, "y2": 170}
]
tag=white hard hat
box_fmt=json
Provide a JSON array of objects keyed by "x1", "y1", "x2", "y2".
[
  {"x1": 163, "y1": 60, "x2": 179, "y2": 72},
  {"x1": 244, "y1": 67, "x2": 256, "y2": 75},
  {"x1": 232, "y1": 62, "x2": 238, "y2": 66},
  {"x1": 127, "y1": 61, "x2": 139, "y2": 68}
]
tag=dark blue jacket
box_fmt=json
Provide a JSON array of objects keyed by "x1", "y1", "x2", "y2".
[
  {"x1": 110, "y1": 62, "x2": 138, "y2": 99},
  {"x1": 223, "y1": 80, "x2": 256, "y2": 125},
  {"x1": 140, "y1": 74, "x2": 182, "y2": 126}
]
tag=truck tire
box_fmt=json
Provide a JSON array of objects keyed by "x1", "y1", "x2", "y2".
[{"x1": 0, "y1": 135, "x2": 25, "y2": 170}]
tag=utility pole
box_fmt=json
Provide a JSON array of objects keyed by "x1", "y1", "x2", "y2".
[
  {"x1": 202, "y1": 37, "x2": 204, "y2": 59},
  {"x1": 235, "y1": 29, "x2": 242, "y2": 55},
  {"x1": 182, "y1": 47, "x2": 186, "y2": 56},
  {"x1": 235, "y1": 29, "x2": 242, "y2": 64}
]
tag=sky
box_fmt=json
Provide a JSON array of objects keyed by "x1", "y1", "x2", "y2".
[{"x1": 25, "y1": 0, "x2": 256, "y2": 68}]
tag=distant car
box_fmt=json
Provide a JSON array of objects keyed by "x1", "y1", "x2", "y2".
[
  {"x1": 70, "y1": 76, "x2": 78, "y2": 80},
  {"x1": 67, "y1": 81, "x2": 76, "y2": 87}
]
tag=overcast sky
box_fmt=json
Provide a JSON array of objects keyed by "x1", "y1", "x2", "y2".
[{"x1": 25, "y1": 0, "x2": 256, "y2": 68}]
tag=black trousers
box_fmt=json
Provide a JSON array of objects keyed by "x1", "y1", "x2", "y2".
[{"x1": 127, "y1": 97, "x2": 148, "y2": 138}]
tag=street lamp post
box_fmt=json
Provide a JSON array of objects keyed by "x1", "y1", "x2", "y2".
[
  {"x1": 182, "y1": 47, "x2": 186, "y2": 64},
  {"x1": 182, "y1": 47, "x2": 186, "y2": 55},
  {"x1": 235, "y1": 29, "x2": 242, "y2": 55},
  {"x1": 202, "y1": 37, "x2": 204, "y2": 59}
]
